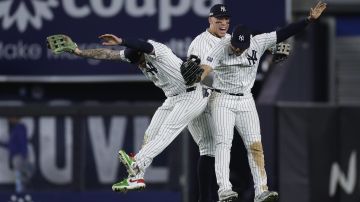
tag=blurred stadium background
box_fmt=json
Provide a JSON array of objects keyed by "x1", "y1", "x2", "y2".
[{"x1": 0, "y1": 0, "x2": 360, "y2": 202}]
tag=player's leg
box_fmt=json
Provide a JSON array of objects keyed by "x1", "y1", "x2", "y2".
[
  {"x1": 141, "y1": 100, "x2": 173, "y2": 148},
  {"x1": 234, "y1": 98, "x2": 278, "y2": 202},
  {"x1": 188, "y1": 104, "x2": 218, "y2": 202},
  {"x1": 211, "y1": 95, "x2": 238, "y2": 201},
  {"x1": 120, "y1": 87, "x2": 209, "y2": 181},
  {"x1": 12, "y1": 155, "x2": 25, "y2": 193},
  {"x1": 112, "y1": 100, "x2": 173, "y2": 192},
  {"x1": 134, "y1": 91, "x2": 208, "y2": 172}
]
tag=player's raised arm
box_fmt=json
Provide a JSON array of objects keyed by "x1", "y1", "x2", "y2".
[
  {"x1": 47, "y1": 34, "x2": 124, "y2": 60},
  {"x1": 99, "y1": 35, "x2": 159, "y2": 65},
  {"x1": 99, "y1": 34, "x2": 154, "y2": 55},
  {"x1": 276, "y1": 1, "x2": 327, "y2": 43}
]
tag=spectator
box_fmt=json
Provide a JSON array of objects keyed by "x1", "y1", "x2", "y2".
[{"x1": 0, "y1": 116, "x2": 32, "y2": 193}]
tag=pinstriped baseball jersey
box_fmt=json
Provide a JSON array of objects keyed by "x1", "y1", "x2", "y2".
[
  {"x1": 140, "y1": 40, "x2": 189, "y2": 97},
  {"x1": 204, "y1": 32, "x2": 277, "y2": 94}
]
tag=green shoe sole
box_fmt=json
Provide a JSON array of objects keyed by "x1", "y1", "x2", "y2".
[{"x1": 112, "y1": 185, "x2": 146, "y2": 193}]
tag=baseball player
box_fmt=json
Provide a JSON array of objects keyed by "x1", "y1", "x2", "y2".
[
  {"x1": 47, "y1": 34, "x2": 209, "y2": 191},
  {"x1": 186, "y1": 4, "x2": 231, "y2": 202},
  {"x1": 187, "y1": 2, "x2": 327, "y2": 202},
  {"x1": 187, "y1": 3, "x2": 291, "y2": 202}
]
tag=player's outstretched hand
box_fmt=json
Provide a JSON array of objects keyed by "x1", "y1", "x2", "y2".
[
  {"x1": 308, "y1": 1, "x2": 327, "y2": 21},
  {"x1": 99, "y1": 34, "x2": 122, "y2": 46}
]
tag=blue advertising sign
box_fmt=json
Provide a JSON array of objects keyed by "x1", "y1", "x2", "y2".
[
  {"x1": 0, "y1": 191, "x2": 181, "y2": 202},
  {"x1": 0, "y1": 114, "x2": 176, "y2": 191},
  {"x1": 0, "y1": 0, "x2": 285, "y2": 82}
]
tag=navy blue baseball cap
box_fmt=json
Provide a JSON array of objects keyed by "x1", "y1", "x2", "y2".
[
  {"x1": 231, "y1": 24, "x2": 251, "y2": 49},
  {"x1": 209, "y1": 4, "x2": 230, "y2": 18},
  {"x1": 124, "y1": 48, "x2": 143, "y2": 64}
]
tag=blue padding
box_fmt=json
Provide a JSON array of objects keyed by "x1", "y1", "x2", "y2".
[
  {"x1": 0, "y1": 191, "x2": 181, "y2": 202},
  {"x1": 336, "y1": 17, "x2": 360, "y2": 36}
]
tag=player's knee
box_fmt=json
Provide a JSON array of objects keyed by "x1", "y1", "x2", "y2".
[
  {"x1": 249, "y1": 141, "x2": 264, "y2": 157},
  {"x1": 215, "y1": 141, "x2": 232, "y2": 150}
]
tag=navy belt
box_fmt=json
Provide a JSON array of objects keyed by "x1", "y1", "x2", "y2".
[
  {"x1": 186, "y1": 86, "x2": 196, "y2": 92},
  {"x1": 171, "y1": 86, "x2": 196, "y2": 97},
  {"x1": 214, "y1": 89, "x2": 243, "y2": 96}
]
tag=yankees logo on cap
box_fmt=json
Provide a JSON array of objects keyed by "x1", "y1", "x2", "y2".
[
  {"x1": 231, "y1": 24, "x2": 251, "y2": 49},
  {"x1": 209, "y1": 4, "x2": 230, "y2": 18},
  {"x1": 238, "y1": 35, "x2": 245, "y2": 42}
]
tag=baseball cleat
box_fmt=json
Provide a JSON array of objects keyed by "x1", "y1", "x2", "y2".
[
  {"x1": 118, "y1": 150, "x2": 137, "y2": 176},
  {"x1": 112, "y1": 177, "x2": 146, "y2": 192},
  {"x1": 254, "y1": 191, "x2": 279, "y2": 202},
  {"x1": 219, "y1": 189, "x2": 238, "y2": 202}
]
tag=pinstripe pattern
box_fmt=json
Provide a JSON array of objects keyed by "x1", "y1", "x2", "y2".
[
  {"x1": 135, "y1": 86, "x2": 209, "y2": 172},
  {"x1": 186, "y1": 30, "x2": 231, "y2": 157},
  {"x1": 204, "y1": 32, "x2": 277, "y2": 95},
  {"x1": 205, "y1": 32, "x2": 277, "y2": 196},
  {"x1": 187, "y1": 30, "x2": 231, "y2": 68},
  {"x1": 142, "y1": 40, "x2": 192, "y2": 97},
  {"x1": 135, "y1": 104, "x2": 172, "y2": 180}
]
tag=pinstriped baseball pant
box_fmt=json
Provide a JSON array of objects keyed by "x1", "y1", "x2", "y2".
[
  {"x1": 134, "y1": 86, "x2": 210, "y2": 174},
  {"x1": 210, "y1": 92, "x2": 268, "y2": 196},
  {"x1": 187, "y1": 100, "x2": 216, "y2": 157}
]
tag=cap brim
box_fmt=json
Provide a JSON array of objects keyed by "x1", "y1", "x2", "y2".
[{"x1": 211, "y1": 14, "x2": 230, "y2": 18}]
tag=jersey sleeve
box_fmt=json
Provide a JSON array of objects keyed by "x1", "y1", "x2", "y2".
[
  {"x1": 119, "y1": 50, "x2": 130, "y2": 63},
  {"x1": 187, "y1": 39, "x2": 200, "y2": 58},
  {"x1": 252, "y1": 31, "x2": 277, "y2": 54}
]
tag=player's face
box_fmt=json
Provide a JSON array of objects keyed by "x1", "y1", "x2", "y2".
[
  {"x1": 208, "y1": 16, "x2": 230, "y2": 38},
  {"x1": 230, "y1": 45, "x2": 246, "y2": 56}
]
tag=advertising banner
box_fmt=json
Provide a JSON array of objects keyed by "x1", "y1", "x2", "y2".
[
  {"x1": 278, "y1": 105, "x2": 360, "y2": 202},
  {"x1": 0, "y1": 0, "x2": 285, "y2": 82},
  {"x1": 0, "y1": 104, "x2": 182, "y2": 191}
]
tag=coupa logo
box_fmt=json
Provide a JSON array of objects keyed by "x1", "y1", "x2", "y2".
[{"x1": 0, "y1": 0, "x2": 58, "y2": 32}]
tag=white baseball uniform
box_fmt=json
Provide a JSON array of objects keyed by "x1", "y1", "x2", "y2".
[
  {"x1": 120, "y1": 40, "x2": 211, "y2": 177},
  {"x1": 203, "y1": 32, "x2": 277, "y2": 196},
  {"x1": 187, "y1": 30, "x2": 231, "y2": 157}
]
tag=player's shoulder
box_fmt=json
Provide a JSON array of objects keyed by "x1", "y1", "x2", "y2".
[
  {"x1": 148, "y1": 39, "x2": 164, "y2": 48},
  {"x1": 148, "y1": 39, "x2": 170, "y2": 51},
  {"x1": 190, "y1": 30, "x2": 210, "y2": 44}
]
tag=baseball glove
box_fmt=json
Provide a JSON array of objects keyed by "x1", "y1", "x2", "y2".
[
  {"x1": 181, "y1": 55, "x2": 203, "y2": 86},
  {"x1": 46, "y1": 34, "x2": 77, "y2": 55},
  {"x1": 269, "y1": 42, "x2": 291, "y2": 63}
]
